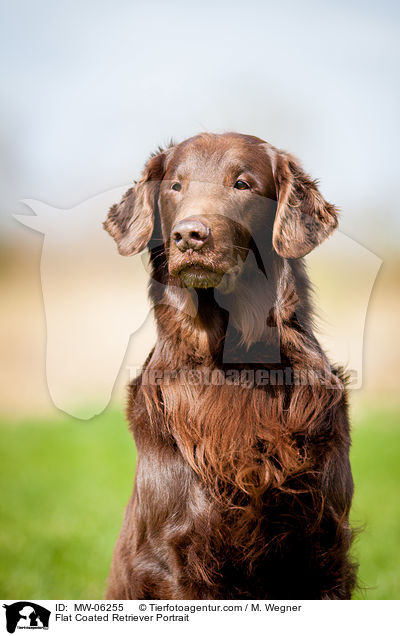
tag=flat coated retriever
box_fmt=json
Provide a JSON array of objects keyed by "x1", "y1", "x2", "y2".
[{"x1": 104, "y1": 132, "x2": 356, "y2": 599}]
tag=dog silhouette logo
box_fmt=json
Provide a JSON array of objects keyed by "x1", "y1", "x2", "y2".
[
  {"x1": 2, "y1": 602, "x2": 50, "y2": 633},
  {"x1": 15, "y1": 191, "x2": 381, "y2": 417}
]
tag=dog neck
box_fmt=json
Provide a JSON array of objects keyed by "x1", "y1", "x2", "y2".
[{"x1": 149, "y1": 247, "x2": 331, "y2": 376}]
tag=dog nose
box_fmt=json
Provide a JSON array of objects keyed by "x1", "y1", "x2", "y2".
[{"x1": 172, "y1": 218, "x2": 210, "y2": 252}]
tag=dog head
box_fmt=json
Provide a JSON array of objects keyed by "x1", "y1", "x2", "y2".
[{"x1": 104, "y1": 132, "x2": 338, "y2": 289}]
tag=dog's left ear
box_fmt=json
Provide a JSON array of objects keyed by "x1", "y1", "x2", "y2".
[
  {"x1": 104, "y1": 148, "x2": 169, "y2": 255},
  {"x1": 266, "y1": 146, "x2": 338, "y2": 258}
]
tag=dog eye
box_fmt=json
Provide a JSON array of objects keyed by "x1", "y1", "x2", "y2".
[
  {"x1": 234, "y1": 180, "x2": 250, "y2": 190},
  {"x1": 171, "y1": 182, "x2": 182, "y2": 192}
]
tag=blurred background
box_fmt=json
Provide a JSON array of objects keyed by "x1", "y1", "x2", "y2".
[{"x1": 0, "y1": 0, "x2": 399, "y2": 599}]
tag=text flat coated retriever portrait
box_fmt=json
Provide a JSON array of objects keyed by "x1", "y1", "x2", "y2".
[{"x1": 104, "y1": 132, "x2": 356, "y2": 600}]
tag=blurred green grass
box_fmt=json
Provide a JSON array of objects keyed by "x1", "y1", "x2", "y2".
[
  {"x1": 350, "y1": 406, "x2": 400, "y2": 599},
  {"x1": 0, "y1": 405, "x2": 399, "y2": 599},
  {"x1": 0, "y1": 410, "x2": 135, "y2": 599}
]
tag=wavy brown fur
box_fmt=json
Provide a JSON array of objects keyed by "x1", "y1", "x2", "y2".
[{"x1": 105, "y1": 133, "x2": 357, "y2": 599}]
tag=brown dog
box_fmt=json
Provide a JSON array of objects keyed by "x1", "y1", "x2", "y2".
[{"x1": 104, "y1": 132, "x2": 356, "y2": 599}]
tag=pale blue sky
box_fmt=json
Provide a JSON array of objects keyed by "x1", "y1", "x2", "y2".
[{"x1": 1, "y1": 0, "x2": 399, "y2": 252}]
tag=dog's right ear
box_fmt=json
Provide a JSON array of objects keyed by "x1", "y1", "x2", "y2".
[{"x1": 104, "y1": 148, "x2": 169, "y2": 255}]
